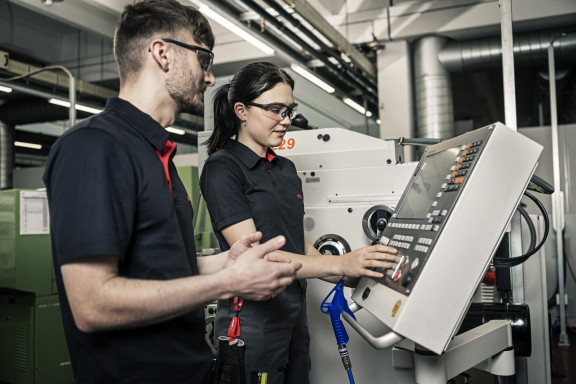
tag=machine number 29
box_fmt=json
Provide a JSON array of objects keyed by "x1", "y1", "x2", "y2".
[{"x1": 271, "y1": 138, "x2": 295, "y2": 150}]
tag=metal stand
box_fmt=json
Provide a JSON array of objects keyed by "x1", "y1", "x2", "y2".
[{"x1": 378, "y1": 320, "x2": 515, "y2": 383}]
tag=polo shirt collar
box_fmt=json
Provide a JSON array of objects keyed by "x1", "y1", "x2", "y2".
[
  {"x1": 105, "y1": 97, "x2": 170, "y2": 152},
  {"x1": 223, "y1": 139, "x2": 277, "y2": 169}
]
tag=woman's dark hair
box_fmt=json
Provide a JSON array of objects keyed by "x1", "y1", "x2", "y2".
[{"x1": 205, "y1": 62, "x2": 295, "y2": 155}]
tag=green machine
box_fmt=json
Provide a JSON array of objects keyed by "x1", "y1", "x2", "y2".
[{"x1": 0, "y1": 189, "x2": 73, "y2": 384}]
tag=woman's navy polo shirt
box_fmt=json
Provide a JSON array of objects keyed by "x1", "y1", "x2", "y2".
[
  {"x1": 199, "y1": 139, "x2": 305, "y2": 255},
  {"x1": 43, "y1": 97, "x2": 212, "y2": 383}
]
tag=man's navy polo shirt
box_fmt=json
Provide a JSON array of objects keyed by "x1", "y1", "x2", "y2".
[
  {"x1": 200, "y1": 139, "x2": 305, "y2": 255},
  {"x1": 43, "y1": 97, "x2": 212, "y2": 383}
]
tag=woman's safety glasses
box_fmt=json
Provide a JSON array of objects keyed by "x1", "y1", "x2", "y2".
[{"x1": 244, "y1": 102, "x2": 299, "y2": 121}]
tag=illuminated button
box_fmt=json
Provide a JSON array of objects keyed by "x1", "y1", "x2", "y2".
[
  {"x1": 411, "y1": 258, "x2": 420, "y2": 270},
  {"x1": 461, "y1": 150, "x2": 468, "y2": 156},
  {"x1": 455, "y1": 177, "x2": 465, "y2": 184}
]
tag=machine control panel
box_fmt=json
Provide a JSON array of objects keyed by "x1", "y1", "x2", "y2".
[
  {"x1": 351, "y1": 122, "x2": 543, "y2": 354},
  {"x1": 370, "y1": 139, "x2": 486, "y2": 295}
]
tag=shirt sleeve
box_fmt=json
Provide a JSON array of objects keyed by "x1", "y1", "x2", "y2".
[
  {"x1": 199, "y1": 155, "x2": 253, "y2": 232},
  {"x1": 44, "y1": 128, "x2": 137, "y2": 265}
]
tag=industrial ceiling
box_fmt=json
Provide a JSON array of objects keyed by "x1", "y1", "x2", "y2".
[{"x1": 0, "y1": 0, "x2": 575, "y2": 167}]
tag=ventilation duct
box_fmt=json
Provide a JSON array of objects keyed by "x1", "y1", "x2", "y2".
[
  {"x1": 414, "y1": 36, "x2": 454, "y2": 140},
  {"x1": 0, "y1": 98, "x2": 74, "y2": 126},
  {"x1": 414, "y1": 29, "x2": 576, "y2": 139},
  {"x1": 439, "y1": 29, "x2": 576, "y2": 72}
]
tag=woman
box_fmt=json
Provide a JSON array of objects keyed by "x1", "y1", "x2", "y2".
[{"x1": 200, "y1": 62, "x2": 397, "y2": 384}]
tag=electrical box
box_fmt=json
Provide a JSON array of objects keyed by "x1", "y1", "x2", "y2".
[
  {"x1": 0, "y1": 189, "x2": 56, "y2": 295},
  {"x1": 0, "y1": 189, "x2": 73, "y2": 384}
]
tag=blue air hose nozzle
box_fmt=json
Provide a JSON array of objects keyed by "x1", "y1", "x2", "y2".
[
  {"x1": 321, "y1": 278, "x2": 356, "y2": 383},
  {"x1": 320, "y1": 279, "x2": 356, "y2": 346}
]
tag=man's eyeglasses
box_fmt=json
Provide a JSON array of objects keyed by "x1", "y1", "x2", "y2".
[
  {"x1": 244, "y1": 102, "x2": 299, "y2": 121},
  {"x1": 162, "y1": 38, "x2": 214, "y2": 73}
]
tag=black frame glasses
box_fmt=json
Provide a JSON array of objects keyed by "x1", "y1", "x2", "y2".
[
  {"x1": 162, "y1": 38, "x2": 214, "y2": 73},
  {"x1": 244, "y1": 101, "x2": 299, "y2": 121}
]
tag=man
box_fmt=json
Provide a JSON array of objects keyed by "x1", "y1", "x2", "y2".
[{"x1": 42, "y1": 1, "x2": 301, "y2": 383}]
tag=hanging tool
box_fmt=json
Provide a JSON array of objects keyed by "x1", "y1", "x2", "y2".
[{"x1": 321, "y1": 278, "x2": 356, "y2": 384}]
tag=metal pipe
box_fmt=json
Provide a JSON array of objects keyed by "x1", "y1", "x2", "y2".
[
  {"x1": 69, "y1": 74, "x2": 76, "y2": 127},
  {"x1": 238, "y1": 0, "x2": 378, "y2": 104},
  {"x1": 499, "y1": 0, "x2": 517, "y2": 130},
  {"x1": 548, "y1": 39, "x2": 569, "y2": 346}
]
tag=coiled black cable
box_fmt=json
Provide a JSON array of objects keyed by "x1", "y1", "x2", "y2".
[{"x1": 493, "y1": 191, "x2": 549, "y2": 267}]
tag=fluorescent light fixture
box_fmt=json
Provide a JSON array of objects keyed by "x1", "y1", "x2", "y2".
[
  {"x1": 189, "y1": 1, "x2": 275, "y2": 55},
  {"x1": 290, "y1": 65, "x2": 335, "y2": 94},
  {"x1": 343, "y1": 97, "x2": 367, "y2": 115},
  {"x1": 0, "y1": 85, "x2": 12, "y2": 93},
  {"x1": 15, "y1": 141, "x2": 42, "y2": 150},
  {"x1": 166, "y1": 127, "x2": 185, "y2": 135},
  {"x1": 49, "y1": 98, "x2": 103, "y2": 114}
]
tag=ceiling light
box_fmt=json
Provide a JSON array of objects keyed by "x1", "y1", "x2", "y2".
[
  {"x1": 343, "y1": 97, "x2": 367, "y2": 115},
  {"x1": 166, "y1": 127, "x2": 185, "y2": 135},
  {"x1": 49, "y1": 98, "x2": 103, "y2": 114},
  {"x1": 0, "y1": 85, "x2": 12, "y2": 93},
  {"x1": 15, "y1": 141, "x2": 42, "y2": 150},
  {"x1": 188, "y1": 1, "x2": 275, "y2": 55},
  {"x1": 290, "y1": 65, "x2": 335, "y2": 94}
]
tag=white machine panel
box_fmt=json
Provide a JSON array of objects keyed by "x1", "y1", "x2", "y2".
[{"x1": 351, "y1": 122, "x2": 543, "y2": 354}]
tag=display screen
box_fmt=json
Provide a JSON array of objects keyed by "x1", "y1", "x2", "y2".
[{"x1": 395, "y1": 147, "x2": 460, "y2": 219}]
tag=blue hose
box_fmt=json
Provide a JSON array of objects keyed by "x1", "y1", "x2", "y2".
[
  {"x1": 321, "y1": 279, "x2": 357, "y2": 383},
  {"x1": 347, "y1": 369, "x2": 355, "y2": 384}
]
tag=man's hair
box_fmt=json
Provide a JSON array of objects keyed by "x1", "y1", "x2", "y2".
[{"x1": 114, "y1": 0, "x2": 214, "y2": 82}]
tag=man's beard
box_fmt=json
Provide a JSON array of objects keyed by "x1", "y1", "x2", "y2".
[{"x1": 166, "y1": 67, "x2": 205, "y2": 115}]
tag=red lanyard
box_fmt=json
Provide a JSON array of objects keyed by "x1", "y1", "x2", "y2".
[{"x1": 227, "y1": 296, "x2": 244, "y2": 342}]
